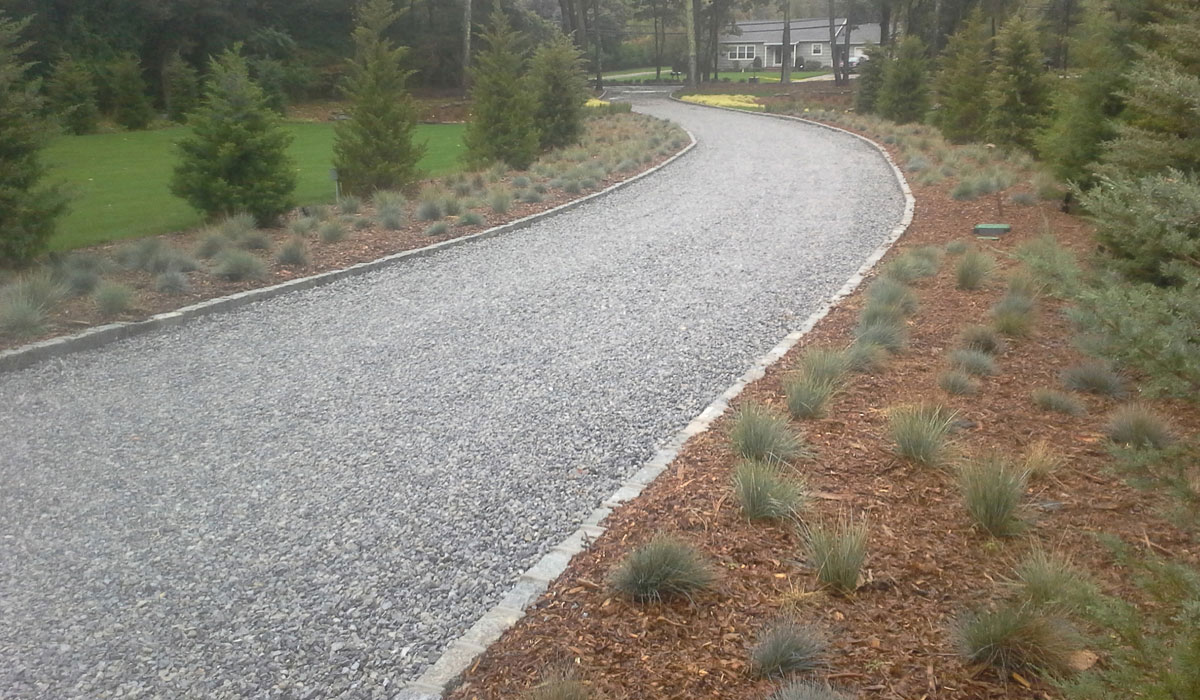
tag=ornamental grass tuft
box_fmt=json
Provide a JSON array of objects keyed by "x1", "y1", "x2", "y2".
[
  {"x1": 948, "y1": 348, "x2": 998, "y2": 377},
  {"x1": 954, "y1": 604, "x2": 1079, "y2": 676},
  {"x1": 733, "y1": 459, "x2": 806, "y2": 521},
  {"x1": 889, "y1": 403, "x2": 957, "y2": 466},
  {"x1": 768, "y1": 681, "x2": 847, "y2": 700},
  {"x1": 1106, "y1": 404, "x2": 1172, "y2": 449},
  {"x1": 956, "y1": 250, "x2": 995, "y2": 290},
  {"x1": 750, "y1": 620, "x2": 828, "y2": 679},
  {"x1": 730, "y1": 403, "x2": 808, "y2": 462},
  {"x1": 1061, "y1": 363, "x2": 1124, "y2": 397},
  {"x1": 958, "y1": 453, "x2": 1027, "y2": 537},
  {"x1": 608, "y1": 534, "x2": 715, "y2": 603},
  {"x1": 803, "y1": 515, "x2": 868, "y2": 595},
  {"x1": 1031, "y1": 388, "x2": 1086, "y2": 415}
]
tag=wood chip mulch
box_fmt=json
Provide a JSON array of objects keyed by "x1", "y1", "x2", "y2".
[{"x1": 445, "y1": 141, "x2": 1199, "y2": 700}]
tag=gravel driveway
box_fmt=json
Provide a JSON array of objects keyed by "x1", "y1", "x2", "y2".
[{"x1": 0, "y1": 96, "x2": 904, "y2": 699}]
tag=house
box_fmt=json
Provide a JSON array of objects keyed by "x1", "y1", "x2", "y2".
[{"x1": 717, "y1": 18, "x2": 883, "y2": 72}]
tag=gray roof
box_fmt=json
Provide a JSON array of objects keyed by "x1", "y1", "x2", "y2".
[
  {"x1": 720, "y1": 18, "x2": 847, "y2": 46},
  {"x1": 847, "y1": 23, "x2": 883, "y2": 45}
]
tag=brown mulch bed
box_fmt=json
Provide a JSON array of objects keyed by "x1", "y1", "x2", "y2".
[{"x1": 445, "y1": 137, "x2": 1199, "y2": 699}]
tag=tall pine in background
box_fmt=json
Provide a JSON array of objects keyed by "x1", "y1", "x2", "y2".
[
  {"x1": 464, "y1": 11, "x2": 539, "y2": 170},
  {"x1": 877, "y1": 36, "x2": 929, "y2": 125},
  {"x1": 333, "y1": 0, "x2": 425, "y2": 195},
  {"x1": 109, "y1": 52, "x2": 154, "y2": 131},
  {"x1": 932, "y1": 9, "x2": 992, "y2": 144},
  {"x1": 171, "y1": 48, "x2": 296, "y2": 225},
  {"x1": 528, "y1": 30, "x2": 588, "y2": 151},
  {"x1": 985, "y1": 14, "x2": 1052, "y2": 150},
  {"x1": 853, "y1": 44, "x2": 886, "y2": 115},
  {"x1": 0, "y1": 13, "x2": 64, "y2": 267},
  {"x1": 47, "y1": 54, "x2": 100, "y2": 135}
]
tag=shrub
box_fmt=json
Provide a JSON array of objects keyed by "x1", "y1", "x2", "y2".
[
  {"x1": 608, "y1": 534, "x2": 715, "y2": 603},
  {"x1": 1015, "y1": 235, "x2": 1082, "y2": 298},
  {"x1": 464, "y1": 11, "x2": 540, "y2": 170},
  {"x1": 1022, "y1": 440, "x2": 1063, "y2": 479},
  {"x1": 866, "y1": 277, "x2": 918, "y2": 314},
  {"x1": 956, "y1": 250, "x2": 995, "y2": 290},
  {"x1": 0, "y1": 14, "x2": 68, "y2": 267},
  {"x1": 1031, "y1": 388, "x2": 1086, "y2": 415},
  {"x1": 563, "y1": 180, "x2": 581, "y2": 194},
  {"x1": 213, "y1": 249, "x2": 267, "y2": 281},
  {"x1": 1061, "y1": 363, "x2": 1124, "y2": 397},
  {"x1": 171, "y1": 48, "x2": 296, "y2": 225},
  {"x1": 932, "y1": 9, "x2": 991, "y2": 143},
  {"x1": 855, "y1": 319, "x2": 908, "y2": 354},
  {"x1": 1010, "y1": 191, "x2": 1037, "y2": 206},
  {"x1": 1106, "y1": 404, "x2": 1172, "y2": 449},
  {"x1": 333, "y1": 0, "x2": 425, "y2": 195},
  {"x1": 442, "y1": 197, "x2": 462, "y2": 217},
  {"x1": 338, "y1": 195, "x2": 362, "y2": 215},
  {"x1": 489, "y1": 188, "x2": 513, "y2": 214},
  {"x1": 750, "y1": 620, "x2": 827, "y2": 678},
  {"x1": 733, "y1": 459, "x2": 805, "y2": 520},
  {"x1": 991, "y1": 294, "x2": 1036, "y2": 337},
  {"x1": 945, "y1": 240, "x2": 969, "y2": 255},
  {"x1": 797, "y1": 348, "x2": 849, "y2": 385},
  {"x1": 161, "y1": 51, "x2": 199, "y2": 122},
  {"x1": 64, "y1": 267, "x2": 100, "y2": 296},
  {"x1": 155, "y1": 270, "x2": 190, "y2": 294},
  {"x1": 512, "y1": 175, "x2": 531, "y2": 189},
  {"x1": 460, "y1": 211, "x2": 485, "y2": 227},
  {"x1": 949, "y1": 348, "x2": 998, "y2": 376},
  {"x1": 884, "y1": 250, "x2": 939, "y2": 282},
  {"x1": 1011, "y1": 547, "x2": 1096, "y2": 612},
  {"x1": 521, "y1": 190, "x2": 544, "y2": 204},
  {"x1": 47, "y1": 54, "x2": 100, "y2": 135},
  {"x1": 951, "y1": 179, "x2": 980, "y2": 201},
  {"x1": 529, "y1": 31, "x2": 588, "y2": 150},
  {"x1": 859, "y1": 303, "x2": 907, "y2": 329},
  {"x1": 93, "y1": 282, "x2": 134, "y2": 316},
  {"x1": 318, "y1": 220, "x2": 345, "y2": 243},
  {"x1": 939, "y1": 370, "x2": 978, "y2": 395},
  {"x1": 889, "y1": 403, "x2": 957, "y2": 466},
  {"x1": 377, "y1": 205, "x2": 405, "y2": 230},
  {"x1": 238, "y1": 229, "x2": 271, "y2": 251},
  {"x1": 195, "y1": 231, "x2": 230, "y2": 259},
  {"x1": 276, "y1": 237, "x2": 309, "y2": 267},
  {"x1": 877, "y1": 36, "x2": 930, "y2": 124},
  {"x1": 954, "y1": 604, "x2": 1078, "y2": 675},
  {"x1": 108, "y1": 53, "x2": 154, "y2": 130},
  {"x1": 0, "y1": 294, "x2": 44, "y2": 336},
  {"x1": 425, "y1": 221, "x2": 449, "y2": 236},
  {"x1": 768, "y1": 681, "x2": 847, "y2": 700},
  {"x1": 730, "y1": 403, "x2": 807, "y2": 462},
  {"x1": 803, "y1": 515, "x2": 868, "y2": 594},
  {"x1": 960, "y1": 325, "x2": 1006, "y2": 355},
  {"x1": 846, "y1": 341, "x2": 887, "y2": 373},
  {"x1": 416, "y1": 199, "x2": 443, "y2": 221},
  {"x1": 958, "y1": 454, "x2": 1027, "y2": 537},
  {"x1": 784, "y1": 372, "x2": 839, "y2": 420},
  {"x1": 289, "y1": 216, "x2": 318, "y2": 236},
  {"x1": 985, "y1": 16, "x2": 1052, "y2": 150}
]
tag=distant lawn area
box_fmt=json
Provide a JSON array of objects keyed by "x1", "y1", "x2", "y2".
[
  {"x1": 44, "y1": 122, "x2": 466, "y2": 251},
  {"x1": 714, "y1": 70, "x2": 825, "y2": 82}
]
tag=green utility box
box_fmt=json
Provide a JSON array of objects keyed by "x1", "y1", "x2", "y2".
[{"x1": 973, "y1": 223, "x2": 1011, "y2": 238}]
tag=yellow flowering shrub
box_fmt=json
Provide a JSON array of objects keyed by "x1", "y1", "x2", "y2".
[{"x1": 679, "y1": 94, "x2": 765, "y2": 111}]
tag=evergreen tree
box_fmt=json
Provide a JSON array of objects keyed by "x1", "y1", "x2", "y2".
[
  {"x1": 1036, "y1": 2, "x2": 1130, "y2": 184},
  {"x1": 529, "y1": 30, "x2": 588, "y2": 151},
  {"x1": 931, "y1": 9, "x2": 992, "y2": 144},
  {"x1": 333, "y1": 0, "x2": 425, "y2": 196},
  {"x1": 162, "y1": 52, "x2": 200, "y2": 123},
  {"x1": 984, "y1": 15, "x2": 1052, "y2": 150},
  {"x1": 876, "y1": 36, "x2": 930, "y2": 125},
  {"x1": 171, "y1": 47, "x2": 296, "y2": 225},
  {"x1": 108, "y1": 52, "x2": 154, "y2": 130},
  {"x1": 853, "y1": 44, "x2": 886, "y2": 115},
  {"x1": 47, "y1": 53, "x2": 100, "y2": 135},
  {"x1": 1101, "y1": 2, "x2": 1200, "y2": 177},
  {"x1": 463, "y1": 11, "x2": 539, "y2": 170},
  {"x1": 0, "y1": 13, "x2": 65, "y2": 267}
]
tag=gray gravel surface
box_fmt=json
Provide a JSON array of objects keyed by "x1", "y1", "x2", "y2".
[{"x1": 0, "y1": 96, "x2": 903, "y2": 699}]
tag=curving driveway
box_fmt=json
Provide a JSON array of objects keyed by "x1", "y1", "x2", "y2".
[{"x1": 0, "y1": 95, "x2": 904, "y2": 698}]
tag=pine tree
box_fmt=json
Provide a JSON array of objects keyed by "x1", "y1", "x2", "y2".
[
  {"x1": 463, "y1": 10, "x2": 539, "y2": 170},
  {"x1": 109, "y1": 52, "x2": 154, "y2": 130},
  {"x1": 162, "y1": 52, "x2": 200, "y2": 123},
  {"x1": 1036, "y1": 2, "x2": 1130, "y2": 184},
  {"x1": 333, "y1": 0, "x2": 425, "y2": 196},
  {"x1": 984, "y1": 15, "x2": 1052, "y2": 150},
  {"x1": 0, "y1": 13, "x2": 65, "y2": 267},
  {"x1": 529, "y1": 30, "x2": 588, "y2": 151},
  {"x1": 171, "y1": 48, "x2": 296, "y2": 225},
  {"x1": 932, "y1": 9, "x2": 992, "y2": 144},
  {"x1": 853, "y1": 44, "x2": 886, "y2": 115},
  {"x1": 1101, "y1": 2, "x2": 1200, "y2": 177},
  {"x1": 876, "y1": 36, "x2": 929, "y2": 125},
  {"x1": 47, "y1": 53, "x2": 99, "y2": 135}
]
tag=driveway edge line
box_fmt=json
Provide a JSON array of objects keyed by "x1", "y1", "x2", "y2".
[
  {"x1": 0, "y1": 130, "x2": 698, "y2": 375},
  {"x1": 396, "y1": 98, "x2": 915, "y2": 698}
]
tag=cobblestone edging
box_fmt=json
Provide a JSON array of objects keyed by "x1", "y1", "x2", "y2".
[
  {"x1": 0, "y1": 133, "x2": 698, "y2": 375},
  {"x1": 395, "y1": 99, "x2": 915, "y2": 699}
]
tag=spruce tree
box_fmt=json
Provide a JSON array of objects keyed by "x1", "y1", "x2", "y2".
[
  {"x1": 0, "y1": 13, "x2": 65, "y2": 267},
  {"x1": 47, "y1": 53, "x2": 99, "y2": 135},
  {"x1": 464, "y1": 11, "x2": 539, "y2": 170},
  {"x1": 333, "y1": 0, "x2": 425, "y2": 196},
  {"x1": 932, "y1": 9, "x2": 992, "y2": 144},
  {"x1": 162, "y1": 52, "x2": 200, "y2": 123},
  {"x1": 984, "y1": 15, "x2": 1052, "y2": 150},
  {"x1": 1101, "y1": 2, "x2": 1200, "y2": 177},
  {"x1": 528, "y1": 30, "x2": 588, "y2": 151},
  {"x1": 853, "y1": 44, "x2": 886, "y2": 115},
  {"x1": 876, "y1": 36, "x2": 929, "y2": 125},
  {"x1": 109, "y1": 52, "x2": 154, "y2": 130},
  {"x1": 171, "y1": 48, "x2": 296, "y2": 225}
]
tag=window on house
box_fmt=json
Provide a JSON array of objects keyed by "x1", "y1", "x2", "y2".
[
  {"x1": 812, "y1": 43, "x2": 823, "y2": 55},
  {"x1": 727, "y1": 45, "x2": 756, "y2": 60}
]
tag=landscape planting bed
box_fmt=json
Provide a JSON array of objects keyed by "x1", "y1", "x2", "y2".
[{"x1": 446, "y1": 124, "x2": 1200, "y2": 699}]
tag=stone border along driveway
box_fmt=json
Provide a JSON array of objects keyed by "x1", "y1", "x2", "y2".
[
  {"x1": 396, "y1": 94, "x2": 915, "y2": 699},
  {"x1": 0, "y1": 132, "x2": 698, "y2": 375}
]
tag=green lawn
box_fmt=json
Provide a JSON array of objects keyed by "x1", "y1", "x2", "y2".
[
  {"x1": 43, "y1": 122, "x2": 466, "y2": 251},
  {"x1": 714, "y1": 70, "x2": 826, "y2": 83}
]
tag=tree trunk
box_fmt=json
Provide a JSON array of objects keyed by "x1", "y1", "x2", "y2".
[
  {"x1": 686, "y1": 0, "x2": 698, "y2": 86},
  {"x1": 827, "y1": 0, "x2": 840, "y2": 85},
  {"x1": 462, "y1": 0, "x2": 471, "y2": 89},
  {"x1": 780, "y1": 1, "x2": 791, "y2": 83},
  {"x1": 842, "y1": 6, "x2": 851, "y2": 82},
  {"x1": 559, "y1": 0, "x2": 576, "y2": 38},
  {"x1": 593, "y1": 0, "x2": 603, "y2": 88},
  {"x1": 654, "y1": 15, "x2": 662, "y2": 79},
  {"x1": 880, "y1": 0, "x2": 891, "y2": 45}
]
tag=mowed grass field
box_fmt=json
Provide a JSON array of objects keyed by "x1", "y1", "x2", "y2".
[{"x1": 43, "y1": 122, "x2": 466, "y2": 251}]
